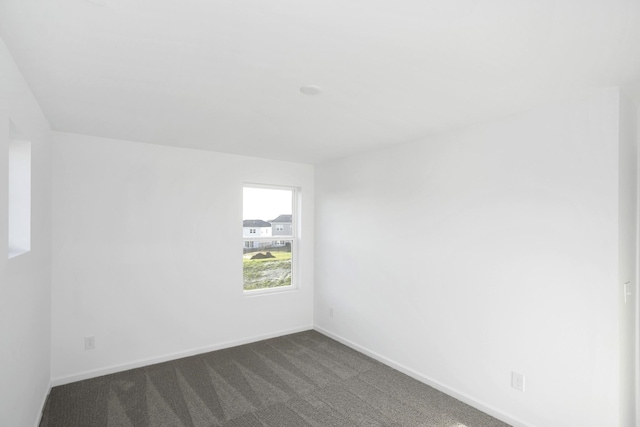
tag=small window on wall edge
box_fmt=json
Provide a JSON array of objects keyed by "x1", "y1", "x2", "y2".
[
  {"x1": 8, "y1": 121, "x2": 31, "y2": 259},
  {"x1": 242, "y1": 185, "x2": 296, "y2": 293}
]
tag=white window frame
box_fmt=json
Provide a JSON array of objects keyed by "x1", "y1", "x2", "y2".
[{"x1": 242, "y1": 184, "x2": 298, "y2": 295}]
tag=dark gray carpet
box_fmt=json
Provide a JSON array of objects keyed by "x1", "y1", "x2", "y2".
[{"x1": 40, "y1": 330, "x2": 510, "y2": 426}]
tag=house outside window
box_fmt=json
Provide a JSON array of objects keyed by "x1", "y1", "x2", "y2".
[{"x1": 271, "y1": 214, "x2": 292, "y2": 236}]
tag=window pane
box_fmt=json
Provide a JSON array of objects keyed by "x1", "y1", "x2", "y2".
[
  {"x1": 8, "y1": 122, "x2": 31, "y2": 259},
  {"x1": 243, "y1": 241, "x2": 292, "y2": 291},
  {"x1": 243, "y1": 186, "x2": 294, "y2": 291}
]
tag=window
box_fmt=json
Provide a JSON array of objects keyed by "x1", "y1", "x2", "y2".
[
  {"x1": 243, "y1": 185, "x2": 296, "y2": 292},
  {"x1": 275, "y1": 225, "x2": 284, "y2": 231},
  {"x1": 8, "y1": 121, "x2": 31, "y2": 259}
]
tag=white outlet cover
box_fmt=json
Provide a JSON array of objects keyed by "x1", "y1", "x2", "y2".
[
  {"x1": 84, "y1": 336, "x2": 95, "y2": 350},
  {"x1": 624, "y1": 282, "x2": 632, "y2": 304},
  {"x1": 511, "y1": 371, "x2": 525, "y2": 392}
]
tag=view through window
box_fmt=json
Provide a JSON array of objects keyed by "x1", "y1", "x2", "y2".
[{"x1": 243, "y1": 186, "x2": 295, "y2": 291}]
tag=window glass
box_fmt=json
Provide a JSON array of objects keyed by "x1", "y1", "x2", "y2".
[
  {"x1": 8, "y1": 121, "x2": 31, "y2": 259},
  {"x1": 242, "y1": 186, "x2": 295, "y2": 292}
]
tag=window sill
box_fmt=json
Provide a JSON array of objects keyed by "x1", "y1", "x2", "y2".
[
  {"x1": 8, "y1": 247, "x2": 29, "y2": 259},
  {"x1": 243, "y1": 285, "x2": 297, "y2": 297}
]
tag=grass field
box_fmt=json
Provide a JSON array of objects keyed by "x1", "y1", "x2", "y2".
[{"x1": 243, "y1": 251, "x2": 292, "y2": 291}]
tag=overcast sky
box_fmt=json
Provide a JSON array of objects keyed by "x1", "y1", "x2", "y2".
[{"x1": 243, "y1": 187, "x2": 292, "y2": 221}]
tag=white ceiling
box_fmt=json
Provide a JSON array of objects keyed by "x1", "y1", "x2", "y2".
[{"x1": 1, "y1": 0, "x2": 639, "y2": 164}]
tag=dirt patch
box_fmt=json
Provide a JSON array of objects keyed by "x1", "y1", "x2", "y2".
[{"x1": 251, "y1": 252, "x2": 275, "y2": 260}]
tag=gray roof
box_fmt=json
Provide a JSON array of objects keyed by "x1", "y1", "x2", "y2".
[
  {"x1": 270, "y1": 214, "x2": 292, "y2": 223},
  {"x1": 243, "y1": 220, "x2": 271, "y2": 227}
]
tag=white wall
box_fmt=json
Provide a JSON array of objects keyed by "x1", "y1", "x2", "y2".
[
  {"x1": 618, "y1": 92, "x2": 638, "y2": 426},
  {"x1": 51, "y1": 132, "x2": 314, "y2": 383},
  {"x1": 0, "y1": 38, "x2": 52, "y2": 426},
  {"x1": 315, "y1": 89, "x2": 632, "y2": 427}
]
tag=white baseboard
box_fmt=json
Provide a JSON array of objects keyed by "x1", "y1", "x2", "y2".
[
  {"x1": 51, "y1": 324, "x2": 313, "y2": 387},
  {"x1": 35, "y1": 381, "x2": 51, "y2": 427},
  {"x1": 314, "y1": 326, "x2": 528, "y2": 427}
]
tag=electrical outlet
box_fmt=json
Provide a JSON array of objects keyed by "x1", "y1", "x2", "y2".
[
  {"x1": 511, "y1": 371, "x2": 525, "y2": 391},
  {"x1": 329, "y1": 307, "x2": 334, "y2": 318},
  {"x1": 624, "y1": 282, "x2": 632, "y2": 304},
  {"x1": 84, "y1": 336, "x2": 95, "y2": 350}
]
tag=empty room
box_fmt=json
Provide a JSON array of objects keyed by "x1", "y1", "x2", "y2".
[{"x1": 0, "y1": 0, "x2": 639, "y2": 426}]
